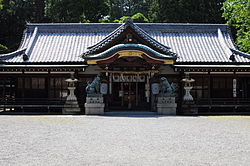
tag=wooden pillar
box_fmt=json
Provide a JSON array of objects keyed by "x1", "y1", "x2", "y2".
[
  {"x1": 47, "y1": 70, "x2": 51, "y2": 113},
  {"x1": 243, "y1": 76, "x2": 247, "y2": 98},
  {"x1": 136, "y1": 82, "x2": 138, "y2": 106},
  {"x1": 208, "y1": 71, "x2": 211, "y2": 107},
  {"x1": 179, "y1": 71, "x2": 184, "y2": 112},
  {"x1": 109, "y1": 73, "x2": 112, "y2": 94},
  {"x1": 0, "y1": 76, "x2": 4, "y2": 100},
  {"x1": 47, "y1": 70, "x2": 51, "y2": 98},
  {"x1": 128, "y1": 82, "x2": 131, "y2": 109},
  {"x1": 121, "y1": 82, "x2": 124, "y2": 107},
  {"x1": 21, "y1": 69, "x2": 25, "y2": 112},
  {"x1": 3, "y1": 77, "x2": 6, "y2": 112},
  {"x1": 108, "y1": 73, "x2": 112, "y2": 110},
  {"x1": 146, "y1": 74, "x2": 150, "y2": 103}
]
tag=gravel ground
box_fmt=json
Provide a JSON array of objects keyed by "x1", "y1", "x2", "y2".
[{"x1": 0, "y1": 115, "x2": 250, "y2": 166}]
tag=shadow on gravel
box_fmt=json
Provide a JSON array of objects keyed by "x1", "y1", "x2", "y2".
[
  {"x1": 101, "y1": 115, "x2": 191, "y2": 118},
  {"x1": 102, "y1": 112, "x2": 198, "y2": 118}
]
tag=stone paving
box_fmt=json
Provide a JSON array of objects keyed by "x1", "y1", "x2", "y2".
[{"x1": 0, "y1": 115, "x2": 250, "y2": 166}]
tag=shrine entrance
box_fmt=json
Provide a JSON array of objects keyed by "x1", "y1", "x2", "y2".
[
  {"x1": 82, "y1": 20, "x2": 177, "y2": 113},
  {"x1": 110, "y1": 81, "x2": 150, "y2": 111}
]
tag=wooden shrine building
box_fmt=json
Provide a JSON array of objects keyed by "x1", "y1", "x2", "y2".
[{"x1": 1, "y1": 18, "x2": 250, "y2": 114}]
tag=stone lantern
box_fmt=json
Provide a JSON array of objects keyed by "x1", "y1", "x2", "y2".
[
  {"x1": 182, "y1": 74, "x2": 195, "y2": 101},
  {"x1": 181, "y1": 74, "x2": 197, "y2": 115},
  {"x1": 63, "y1": 73, "x2": 81, "y2": 114},
  {"x1": 65, "y1": 74, "x2": 78, "y2": 101}
]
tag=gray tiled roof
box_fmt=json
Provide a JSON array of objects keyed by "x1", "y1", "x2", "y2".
[{"x1": 1, "y1": 22, "x2": 250, "y2": 64}]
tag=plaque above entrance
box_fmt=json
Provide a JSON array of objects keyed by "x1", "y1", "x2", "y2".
[
  {"x1": 112, "y1": 74, "x2": 146, "y2": 82},
  {"x1": 118, "y1": 51, "x2": 143, "y2": 58}
]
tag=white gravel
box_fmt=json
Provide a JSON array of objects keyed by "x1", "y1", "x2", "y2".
[{"x1": 0, "y1": 115, "x2": 250, "y2": 166}]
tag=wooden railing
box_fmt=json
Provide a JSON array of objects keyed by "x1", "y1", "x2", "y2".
[
  {"x1": 195, "y1": 98, "x2": 250, "y2": 107},
  {"x1": 0, "y1": 97, "x2": 66, "y2": 109},
  {"x1": 181, "y1": 98, "x2": 250, "y2": 114}
]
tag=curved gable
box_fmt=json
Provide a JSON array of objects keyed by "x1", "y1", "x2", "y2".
[
  {"x1": 81, "y1": 18, "x2": 175, "y2": 58},
  {"x1": 85, "y1": 44, "x2": 177, "y2": 65}
]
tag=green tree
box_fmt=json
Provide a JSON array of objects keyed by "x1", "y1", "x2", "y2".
[
  {"x1": 0, "y1": 0, "x2": 36, "y2": 51},
  {"x1": 45, "y1": 0, "x2": 84, "y2": 22},
  {"x1": 34, "y1": 0, "x2": 46, "y2": 22},
  {"x1": 131, "y1": 12, "x2": 149, "y2": 22},
  {"x1": 222, "y1": 0, "x2": 250, "y2": 54},
  {"x1": 148, "y1": 0, "x2": 225, "y2": 23},
  {"x1": 0, "y1": 0, "x2": 4, "y2": 50},
  {"x1": 108, "y1": 0, "x2": 150, "y2": 21},
  {"x1": 0, "y1": 43, "x2": 8, "y2": 51},
  {"x1": 45, "y1": 0, "x2": 109, "y2": 23},
  {"x1": 0, "y1": 0, "x2": 3, "y2": 9},
  {"x1": 113, "y1": 12, "x2": 149, "y2": 23}
]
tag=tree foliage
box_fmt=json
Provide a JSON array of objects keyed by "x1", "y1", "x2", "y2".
[
  {"x1": 0, "y1": 43, "x2": 8, "y2": 51},
  {"x1": 148, "y1": 0, "x2": 225, "y2": 23},
  {"x1": 131, "y1": 12, "x2": 149, "y2": 23},
  {"x1": 222, "y1": 0, "x2": 250, "y2": 53},
  {"x1": 0, "y1": 0, "x2": 36, "y2": 50},
  {"x1": 108, "y1": 0, "x2": 150, "y2": 21},
  {"x1": 45, "y1": 0, "x2": 109, "y2": 22},
  {"x1": 113, "y1": 12, "x2": 149, "y2": 23},
  {"x1": 0, "y1": 0, "x2": 3, "y2": 9}
]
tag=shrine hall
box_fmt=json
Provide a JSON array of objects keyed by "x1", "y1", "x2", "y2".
[{"x1": 1, "y1": 18, "x2": 250, "y2": 115}]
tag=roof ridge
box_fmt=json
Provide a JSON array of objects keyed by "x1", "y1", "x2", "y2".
[
  {"x1": 0, "y1": 48, "x2": 26, "y2": 60},
  {"x1": 24, "y1": 27, "x2": 39, "y2": 59},
  {"x1": 231, "y1": 48, "x2": 250, "y2": 59},
  {"x1": 217, "y1": 28, "x2": 233, "y2": 59},
  {"x1": 131, "y1": 22, "x2": 171, "y2": 50},
  {"x1": 87, "y1": 24, "x2": 126, "y2": 49},
  {"x1": 25, "y1": 23, "x2": 229, "y2": 34},
  {"x1": 27, "y1": 22, "x2": 228, "y2": 26}
]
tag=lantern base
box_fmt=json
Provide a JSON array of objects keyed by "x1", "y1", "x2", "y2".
[
  {"x1": 63, "y1": 101, "x2": 81, "y2": 114},
  {"x1": 181, "y1": 101, "x2": 198, "y2": 115}
]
